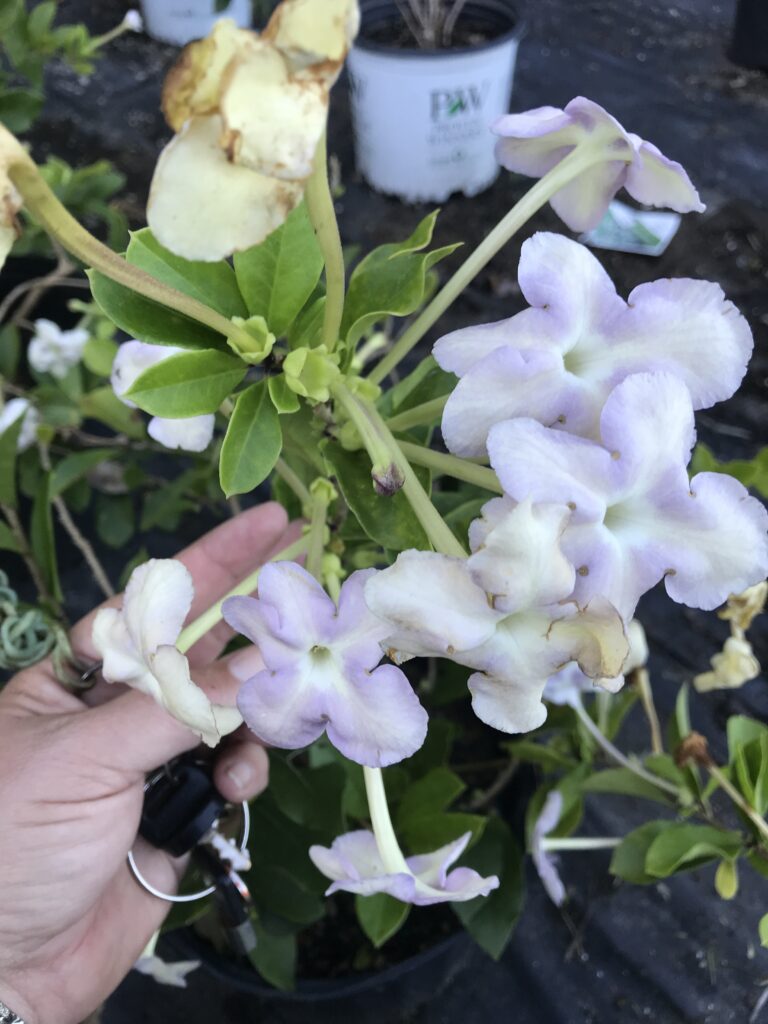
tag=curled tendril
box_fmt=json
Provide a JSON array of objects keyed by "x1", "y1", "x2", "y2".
[{"x1": 0, "y1": 569, "x2": 56, "y2": 671}]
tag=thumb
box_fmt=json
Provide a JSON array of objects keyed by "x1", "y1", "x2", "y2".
[{"x1": 83, "y1": 645, "x2": 265, "y2": 777}]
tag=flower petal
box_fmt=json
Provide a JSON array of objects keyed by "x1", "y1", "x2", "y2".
[
  {"x1": 467, "y1": 670, "x2": 550, "y2": 735},
  {"x1": 549, "y1": 160, "x2": 629, "y2": 232},
  {"x1": 112, "y1": 340, "x2": 186, "y2": 408},
  {"x1": 625, "y1": 136, "x2": 705, "y2": 214},
  {"x1": 92, "y1": 606, "x2": 153, "y2": 691},
  {"x1": 364, "y1": 551, "x2": 501, "y2": 660},
  {"x1": 147, "y1": 115, "x2": 303, "y2": 262},
  {"x1": 493, "y1": 106, "x2": 579, "y2": 176},
  {"x1": 467, "y1": 497, "x2": 575, "y2": 612},
  {"x1": 547, "y1": 598, "x2": 629, "y2": 680},
  {"x1": 265, "y1": 0, "x2": 360, "y2": 77},
  {"x1": 120, "y1": 558, "x2": 194, "y2": 659},
  {"x1": 407, "y1": 833, "x2": 470, "y2": 887},
  {"x1": 310, "y1": 831, "x2": 416, "y2": 901},
  {"x1": 151, "y1": 646, "x2": 243, "y2": 747},
  {"x1": 331, "y1": 569, "x2": 394, "y2": 670},
  {"x1": 237, "y1": 661, "x2": 328, "y2": 750},
  {"x1": 148, "y1": 414, "x2": 215, "y2": 452}
]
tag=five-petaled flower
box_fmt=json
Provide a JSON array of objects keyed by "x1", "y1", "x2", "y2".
[
  {"x1": 148, "y1": 0, "x2": 359, "y2": 260},
  {"x1": 27, "y1": 318, "x2": 90, "y2": 381},
  {"x1": 222, "y1": 562, "x2": 428, "y2": 767},
  {"x1": 435, "y1": 233, "x2": 753, "y2": 457},
  {"x1": 93, "y1": 559, "x2": 242, "y2": 747},
  {"x1": 364, "y1": 499, "x2": 628, "y2": 735},
  {"x1": 111, "y1": 340, "x2": 216, "y2": 452},
  {"x1": 488, "y1": 371, "x2": 768, "y2": 620},
  {"x1": 493, "y1": 96, "x2": 704, "y2": 232},
  {"x1": 309, "y1": 830, "x2": 498, "y2": 906}
]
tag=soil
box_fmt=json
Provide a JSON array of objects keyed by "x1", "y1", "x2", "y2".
[{"x1": 6, "y1": 0, "x2": 768, "y2": 1020}]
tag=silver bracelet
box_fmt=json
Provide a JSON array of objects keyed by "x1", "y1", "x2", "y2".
[{"x1": 0, "y1": 1001, "x2": 25, "y2": 1023}]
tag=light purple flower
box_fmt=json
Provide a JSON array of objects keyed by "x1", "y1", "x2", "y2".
[
  {"x1": 435, "y1": 233, "x2": 752, "y2": 457},
  {"x1": 223, "y1": 563, "x2": 428, "y2": 767},
  {"x1": 111, "y1": 340, "x2": 215, "y2": 453},
  {"x1": 488, "y1": 371, "x2": 768, "y2": 620},
  {"x1": 530, "y1": 791, "x2": 566, "y2": 906},
  {"x1": 309, "y1": 830, "x2": 498, "y2": 906},
  {"x1": 364, "y1": 543, "x2": 628, "y2": 736},
  {"x1": 493, "y1": 97, "x2": 704, "y2": 231}
]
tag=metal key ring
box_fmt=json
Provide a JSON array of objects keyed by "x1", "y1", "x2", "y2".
[{"x1": 127, "y1": 799, "x2": 251, "y2": 904}]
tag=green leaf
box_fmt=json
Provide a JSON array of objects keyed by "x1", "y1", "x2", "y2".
[
  {"x1": 82, "y1": 333, "x2": 117, "y2": 377},
  {"x1": 405, "y1": 719, "x2": 455, "y2": 779},
  {"x1": 30, "y1": 473, "x2": 62, "y2": 602},
  {"x1": 0, "y1": 325, "x2": 21, "y2": 378},
  {"x1": 95, "y1": 493, "x2": 134, "y2": 548},
  {"x1": 397, "y1": 767, "x2": 466, "y2": 829},
  {"x1": 355, "y1": 893, "x2": 410, "y2": 948},
  {"x1": 287, "y1": 294, "x2": 326, "y2": 350},
  {"x1": 401, "y1": 812, "x2": 486, "y2": 855},
  {"x1": 248, "y1": 864, "x2": 325, "y2": 926},
  {"x1": 79, "y1": 386, "x2": 145, "y2": 438},
  {"x1": 759, "y1": 912, "x2": 768, "y2": 948},
  {"x1": 250, "y1": 920, "x2": 297, "y2": 990},
  {"x1": 234, "y1": 203, "x2": 323, "y2": 335},
  {"x1": 88, "y1": 269, "x2": 227, "y2": 351},
  {"x1": 727, "y1": 715, "x2": 768, "y2": 761},
  {"x1": 453, "y1": 816, "x2": 524, "y2": 960},
  {"x1": 321, "y1": 438, "x2": 429, "y2": 551},
  {"x1": 379, "y1": 356, "x2": 455, "y2": 418},
  {"x1": 645, "y1": 824, "x2": 743, "y2": 878},
  {"x1": 691, "y1": 443, "x2": 768, "y2": 499},
  {"x1": 0, "y1": 412, "x2": 24, "y2": 507},
  {"x1": 126, "y1": 349, "x2": 246, "y2": 417},
  {"x1": 714, "y1": 858, "x2": 739, "y2": 900},
  {"x1": 268, "y1": 374, "x2": 301, "y2": 414},
  {"x1": 341, "y1": 211, "x2": 461, "y2": 347},
  {"x1": 734, "y1": 734, "x2": 768, "y2": 816},
  {"x1": 610, "y1": 821, "x2": 669, "y2": 884},
  {"x1": 219, "y1": 380, "x2": 282, "y2": 497},
  {"x1": 127, "y1": 229, "x2": 248, "y2": 318},
  {"x1": 0, "y1": 520, "x2": 20, "y2": 552},
  {"x1": 581, "y1": 768, "x2": 673, "y2": 805},
  {"x1": 504, "y1": 740, "x2": 576, "y2": 771},
  {"x1": 51, "y1": 449, "x2": 117, "y2": 497}
]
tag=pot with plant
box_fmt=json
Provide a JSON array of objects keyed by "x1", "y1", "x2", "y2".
[
  {"x1": 347, "y1": 0, "x2": 524, "y2": 202},
  {"x1": 140, "y1": 0, "x2": 252, "y2": 45},
  {"x1": 1, "y1": 0, "x2": 768, "y2": 1021}
]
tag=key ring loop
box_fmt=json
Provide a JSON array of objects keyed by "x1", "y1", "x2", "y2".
[{"x1": 127, "y1": 800, "x2": 251, "y2": 904}]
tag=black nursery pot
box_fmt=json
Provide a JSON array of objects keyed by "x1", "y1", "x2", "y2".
[
  {"x1": 104, "y1": 926, "x2": 477, "y2": 1024},
  {"x1": 347, "y1": 0, "x2": 525, "y2": 203},
  {"x1": 730, "y1": 0, "x2": 768, "y2": 71}
]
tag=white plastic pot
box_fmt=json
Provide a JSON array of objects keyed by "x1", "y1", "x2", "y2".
[
  {"x1": 141, "y1": 0, "x2": 251, "y2": 45},
  {"x1": 348, "y1": 1, "x2": 523, "y2": 203}
]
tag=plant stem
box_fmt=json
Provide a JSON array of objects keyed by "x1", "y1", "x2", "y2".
[
  {"x1": 541, "y1": 837, "x2": 621, "y2": 852},
  {"x1": 385, "y1": 396, "x2": 448, "y2": 433},
  {"x1": 2, "y1": 131, "x2": 255, "y2": 352},
  {"x1": 634, "y1": 667, "x2": 663, "y2": 755},
  {"x1": 332, "y1": 381, "x2": 466, "y2": 558},
  {"x1": 304, "y1": 133, "x2": 345, "y2": 353},
  {"x1": 364, "y1": 766, "x2": 411, "y2": 874},
  {"x1": 398, "y1": 439, "x2": 502, "y2": 493},
  {"x1": 177, "y1": 535, "x2": 309, "y2": 653},
  {"x1": 573, "y1": 697, "x2": 680, "y2": 798},
  {"x1": 305, "y1": 489, "x2": 330, "y2": 582},
  {"x1": 274, "y1": 457, "x2": 312, "y2": 509},
  {"x1": 368, "y1": 142, "x2": 617, "y2": 384},
  {"x1": 706, "y1": 762, "x2": 768, "y2": 845},
  {"x1": 0, "y1": 502, "x2": 60, "y2": 616}
]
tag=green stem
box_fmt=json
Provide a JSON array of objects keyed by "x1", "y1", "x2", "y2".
[
  {"x1": 3, "y1": 134, "x2": 254, "y2": 352},
  {"x1": 386, "y1": 396, "x2": 449, "y2": 433},
  {"x1": 706, "y1": 762, "x2": 768, "y2": 845},
  {"x1": 304, "y1": 133, "x2": 345, "y2": 353},
  {"x1": 274, "y1": 457, "x2": 312, "y2": 509},
  {"x1": 305, "y1": 489, "x2": 330, "y2": 582},
  {"x1": 398, "y1": 440, "x2": 502, "y2": 493},
  {"x1": 363, "y1": 766, "x2": 411, "y2": 875},
  {"x1": 573, "y1": 698, "x2": 679, "y2": 798},
  {"x1": 541, "y1": 837, "x2": 621, "y2": 851},
  {"x1": 177, "y1": 536, "x2": 309, "y2": 653},
  {"x1": 332, "y1": 381, "x2": 466, "y2": 558},
  {"x1": 368, "y1": 141, "x2": 618, "y2": 384}
]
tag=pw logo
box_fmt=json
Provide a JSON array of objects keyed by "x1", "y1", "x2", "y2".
[{"x1": 431, "y1": 83, "x2": 489, "y2": 121}]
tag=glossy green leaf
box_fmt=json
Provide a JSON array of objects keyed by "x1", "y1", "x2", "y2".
[
  {"x1": 342, "y1": 211, "x2": 461, "y2": 347},
  {"x1": 268, "y1": 374, "x2": 301, "y2": 414},
  {"x1": 234, "y1": 203, "x2": 323, "y2": 335},
  {"x1": 645, "y1": 823, "x2": 743, "y2": 878},
  {"x1": 0, "y1": 520, "x2": 19, "y2": 552},
  {"x1": 51, "y1": 448, "x2": 117, "y2": 496},
  {"x1": 79, "y1": 386, "x2": 145, "y2": 438},
  {"x1": 30, "y1": 473, "x2": 62, "y2": 602},
  {"x1": 0, "y1": 412, "x2": 24, "y2": 507},
  {"x1": 397, "y1": 767, "x2": 465, "y2": 829},
  {"x1": 127, "y1": 229, "x2": 248, "y2": 318},
  {"x1": 759, "y1": 912, "x2": 768, "y2": 948},
  {"x1": 219, "y1": 380, "x2": 282, "y2": 497},
  {"x1": 691, "y1": 443, "x2": 768, "y2": 499},
  {"x1": 248, "y1": 864, "x2": 325, "y2": 926},
  {"x1": 714, "y1": 858, "x2": 739, "y2": 900},
  {"x1": 401, "y1": 812, "x2": 486, "y2": 855},
  {"x1": 581, "y1": 768, "x2": 673, "y2": 805},
  {"x1": 453, "y1": 816, "x2": 524, "y2": 960},
  {"x1": 81, "y1": 333, "x2": 117, "y2": 377},
  {"x1": 734, "y1": 734, "x2": 768, "y2": 816},
  {"x1": 287, "y1": 294, "x2": 325, "y2": 350},
  {"x1": 727, "y1": 715, "x2": 768, "y2": 761},
  {"x1": 88, "y1": 269, "x2": 226, "y2": 351},
  {"x1": 355, "y1": 893, "x2": 410, "y2": 948},
  {"x1": 610, "y1": 821, "x2": 669, "y2": 884},
  {"x1": 95, "y1": 493, "x2": 134, "y2": 548},
  {"x1": 250, "y1": 920, "x2": 297, "y2": 990},
  {"x1": 126, "y1": 349, "x2": 246, "y2": 417},
  {"x1": 321, "y1": 438, "x2": 429, "y2": 551}
]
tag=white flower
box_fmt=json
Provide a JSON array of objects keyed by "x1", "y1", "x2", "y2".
[
  {"x1": 693, "y1": 636, "x2": 760, "y2": 692},
  {"x1": 92, "y1": 559, "x2": 242, "y2": 747},
  {"x1": 27, "y1": 319, "x2": 89, "y2": 380},
  {"x1": 122, "y1": 9, "x2": 143, "y2": 32},
  {"x1": 718, "y1": 581, "x2": 767, "y2": 634},
  {"x1": 133, "y1": 955, "x2": 200, "y2": 988},
  {"x1": 111, "y1": 340, "x2": 215, "y2": 453},
  {"x1": 0, "y1": 397, "x2": 40, "y2": 451}
]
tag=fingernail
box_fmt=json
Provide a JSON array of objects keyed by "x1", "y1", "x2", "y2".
[
  {"x1": 226, "y1": 760, "x2": 254, "y2": 792},
  {"x1": 229, "y1": 645, "x2": 264, "y2": 682}
]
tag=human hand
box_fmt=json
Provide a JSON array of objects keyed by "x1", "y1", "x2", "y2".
[{"x1": 0, "y1": 503, "x2": 297, "y2": 1024}]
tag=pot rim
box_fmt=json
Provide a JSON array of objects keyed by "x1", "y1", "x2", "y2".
[
  {"x1": 166, "y1": 925, "x2": 471, "y2": 1002},
  {"x1": 353, "y1": 0, "x2": 526, "y2": 59}
]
